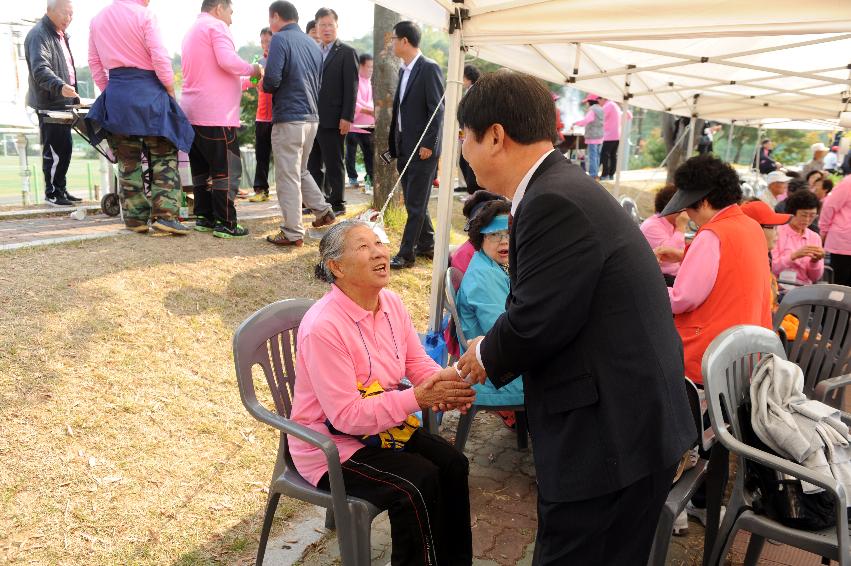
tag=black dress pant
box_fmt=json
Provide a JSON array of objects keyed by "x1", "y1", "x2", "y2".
[
  {"x1": 459, "y1": 154, "x2": 480, "y2": 194},
  {"x1": 532, "y1": 463, "x2": 678, "y2": 565},
  {"x1": 37, "y1": 114, "x2": 72, "y2": 197},
  {"x1": 188, "y1": 125, "x2": 242, "y2": 229},
  {"x1": 317, "y1": 429, "x2": 472, "y2": 566},
  {"x1": 310, "y1": 127, "x2": 346, "y2": 211},
  {"x1": 345, "y1": 131, "x2": 374, "y2": 182},
  {"x1": 396, "y1": 150, "x2": 437, "y2": 260},
  {"x1": 831, "y1": 253, "x2": 851, "y2": 286},
  {"x1": 600, "y1": 140, "x2": 619, "y2": 179},
  {"x1": 253, "y1": 121, "x2": 272, "y2": 192}
]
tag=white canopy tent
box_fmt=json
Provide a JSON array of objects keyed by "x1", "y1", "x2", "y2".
[{"x1": 369, "y1": 0, "x2": 851, "y2": 331}]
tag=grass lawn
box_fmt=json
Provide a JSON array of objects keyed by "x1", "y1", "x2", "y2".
[
  {"x1": 0, "y1": 154, "x2": 102, "y2": 204},
  {"x1": 0, "y1": 201, "x2": 467, "y2": 565}
]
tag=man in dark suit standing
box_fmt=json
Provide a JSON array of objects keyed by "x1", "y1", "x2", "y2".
[
  {"x1": 387, "y1": 21, "x2": 444, "y2": 269},
  {"x1": 456, "y1": 71, "x2": 695, "y2": 565},
  {"x1": 308, "y1": 7, "x2": 358, "y2": 216}
]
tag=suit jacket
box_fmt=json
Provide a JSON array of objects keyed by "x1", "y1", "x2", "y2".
[
  {"x1": 480, "y1": 151, "x2": 696, "y2": 503},
  {"x1": 317, "y1": 39, "x2": 358, "y2": 129},
  {"x1": 388, "y1": 54, "x2": 443, "y2": 161}
]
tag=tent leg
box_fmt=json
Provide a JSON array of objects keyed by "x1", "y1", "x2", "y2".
[
  {"x1": 725, "y1": 121, "x2": 735, "y2": 163},
  {"x1": 427, "y1": 28, "x2": 464, "y2": 332},
  {"x1": 751, "y1": 125, "x2": 763, "y2": 184},
  {"x1": 686, "y1": 116, "x2": 697, "y2": 158},
  {"x1": 612, "y1": 101, "x2": 631, "y2": 198}
]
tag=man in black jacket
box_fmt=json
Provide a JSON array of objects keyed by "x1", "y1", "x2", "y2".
[
  {"x1": 456, "y1": 71, "x2": 695, "y2": 565},
  {"x1": 306, "y1": 8, "x2": 358, "y2": 217},
  {"x1": 24, "y1": 0, "x2": 80, "y2": 207},
  {"x1": 387, "y1": 21, "x2": 444, "y2": 269}
]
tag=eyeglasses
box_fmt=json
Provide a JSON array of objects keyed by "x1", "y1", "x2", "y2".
[
  {"x1": 796, "y1": 211, "x2": 818, "y2": 220},
  {"x1": 484, "y1": 231, "x2": 510, "y2": 242}
]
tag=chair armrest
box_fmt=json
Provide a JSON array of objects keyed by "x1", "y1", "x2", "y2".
[
  {"x1": 814, "y1": 373, "x2": 851, "y2": 403},
  {"x1": 245, "y1": 400, "x2": 341, "y2": 463}
]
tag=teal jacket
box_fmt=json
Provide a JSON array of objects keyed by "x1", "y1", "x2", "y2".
[{"x1": 456, "y1": 250, "x2": 524, "y2": 406}]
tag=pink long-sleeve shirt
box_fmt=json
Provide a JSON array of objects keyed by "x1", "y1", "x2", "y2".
[
  {"x1": 640, "y1": 214, "x2": 686, "y2": 276},
  {"x1": 602, "y1": 100, "x2": 633, "y2": 142},
  {"x1": 180, "y1": 12, "x2": 253, "y2": 127},
  {"x1": 668, "y1": 221, "x2": 722, "y2": 314},
  {"x1": 820, "y1": 176, "x2": 851, "y2": 255},
  {"x1": 289, "y1": 285, "x2": 440, "y2": 486},
  {"x1": 572, "y1": 108, "x2": 603, "y2": 144},
  {"x1": 350, "y1": 74, "x2": 375, "y2": 134},
  {"x1": 772, "y1": 223, "x2": 824, "y2": 284},
  {"x1": 88, "y1": 0, "x2": 173, "y2": 92}
]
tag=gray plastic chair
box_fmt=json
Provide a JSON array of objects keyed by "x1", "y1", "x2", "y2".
[
  {"x1": 444, "y1": 267, "x2": 528, "y2": 452},
  {"x1": 773, "y1": 283, "x2": 851, "y2": 409},
  {"x1": 233, "y1": 299, "x2": 381, "y2": 566},
  {"x1": 702, "y1": 325, "x2": 851, "y2": 566}
]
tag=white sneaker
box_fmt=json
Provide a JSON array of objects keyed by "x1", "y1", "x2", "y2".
[
  {"x1": 686, "y1": 501, "x2": 726, "y2": 527},
  {"x1": 672, "y1": 510, "x2": 689, "y2": 536}
]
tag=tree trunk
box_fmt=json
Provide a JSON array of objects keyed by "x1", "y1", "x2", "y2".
[{"x1": 371, "y1": 5, "x2": 401, "y2": 209}]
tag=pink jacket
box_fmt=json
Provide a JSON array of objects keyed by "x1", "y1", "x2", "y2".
[
  {"x1": 290, "y1": 285, "x2": 439, "y2": 486},
  {"x1": 772, "y1": 223, "x2": 824, "y2": 284},
  {"x1": 88, "y1": 0, "x2": 173, "y2": 91},
  {"x1": 350, "y1": 74, "x2": 374, "y2": 134},
  {"x1": 820, "y1": 176, "x2": 851, "y2": 255},
  {"x1": 640, "y1": 214, "x2": 685, "y2": 276},
  {"x1": 180, "y1": 12, "x2": 253, "y2": 127},
  {"x1": 603, "y1": 100, "x2": 633, "y2": 142}
]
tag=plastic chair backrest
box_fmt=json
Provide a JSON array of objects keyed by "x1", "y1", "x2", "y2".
[
  {"x1": 444, "y1": 267, "x2": 470, "y2": 350},
  {"x1": 702, "y1": 325, "x2": 787, "y2": 451},
  {"x1": 619, "y1": 196, "x2": 641, "y2": 224},
  {"x1": 772, "y1": 284, "x2": 851, "y2": 397},
  {"x1": 233, "y1": 298, "x2": 315, "y2": 442},
  {"x1": 683, "y1": 377, "x2": 702, "y2": 447}
]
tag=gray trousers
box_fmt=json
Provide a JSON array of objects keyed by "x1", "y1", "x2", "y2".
[{"x1": 271, "y1": 121, "x2": 331, "y2": 239}]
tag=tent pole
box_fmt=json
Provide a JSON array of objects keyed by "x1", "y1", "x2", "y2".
[
  {"x1": 612, "y1": 101, "x2": 630, "y2": 198},
  {"x1": 686, "y1": 115, "x2": 697, "y2": 157},
  {"x1": 427, "y1": 25, "x2": 464, "y2": 333},
  {"x1": 725, "y1": 120, "x2": 735, "y2": 163},
  {"x1": 752, "y1": 124, "x2": 763, "y2": 184}
]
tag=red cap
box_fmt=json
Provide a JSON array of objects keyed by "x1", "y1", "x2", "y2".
[{"x1": 741, "y1": 200, "x2": 791, "y2": 226}]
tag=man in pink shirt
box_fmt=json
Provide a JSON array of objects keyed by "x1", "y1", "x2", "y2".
[
  {"x1": 181, "y1": 0, "x2": 261, "y2": 239},
  {"x1": 600, "y1": 98, "x2": 632, "y2": 180},
  {"x1": 820, "y1": 176, "x2": 851, "y2": 286},
  {"x1": 345, "y1": 53, "x2": 375, "y2": 188},
  {"x1": 87, "y1": 0, "x2": 195, "y2": 235}
]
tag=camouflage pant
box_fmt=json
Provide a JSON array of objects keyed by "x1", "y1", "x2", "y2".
[{"x1": 107, "y1": 134, "x2": 180, "y2": 225}]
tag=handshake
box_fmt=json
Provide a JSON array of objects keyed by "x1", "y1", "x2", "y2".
[{"x1": 413, "y1": 336, "x2": 488, "y2": 414}]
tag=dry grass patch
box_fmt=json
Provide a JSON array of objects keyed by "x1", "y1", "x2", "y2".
[{"x1": 0, "y1": 199, "x2": 466, "y2": 565}]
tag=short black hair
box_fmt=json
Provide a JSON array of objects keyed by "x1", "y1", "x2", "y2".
[
  {"x1": 260, "y1": 27, "x2": 272, "y2": 36},
  {"x1": 654, "y1": 184, "x2": 678, "y2": 214},
  {"x1": 393, "y1": 21, "x2": 421, "y2": 48},
  {"x1": 201, "y1": 0, "x2": 231, "y2": 12},
  {"x1": 358, "y1": 53, "x2": 373, "y2": 66},
  {"x1": 785, "y1": 170, "x2": 801, "y2": 179},
  {"x1": 674, "y1": 154, "x2": 742, "y2": 210},
  {"x1": 823, "y1": 179, "x2": 834, "y2": 194},
  {"x1": 468, "y1": 200, "x2": 511, "y2": 250},
  {"x1": 806, "y1": 169, "x2": 825, "y2": 182},
  {"x1": 785, "y1": 189, "x2": 821, "y2": 216},
  {"x1": 314, "y1": 7, "x2": 338, "y2": 21},
  {"x1": 269, "y1": 1, "x2": 298, "y2": 23},
  {"x1": 462, "y1": 190, "x2": 507, "y2": 220},
  {"x1": 787, "y1": 178, "x2": 809, "y2": 195},
  {"x1": 761, "y1": 139, "x2": 772, "y2": 146},
  {"x1": 464, "y1": 64, "x2": 481, "y2": 84},
  {"x1": 458, "y1": 70, "x2": 557, "y2": 145},
  {"x1": 305, "y1": 20, "x2": 315, "y2": 33}
]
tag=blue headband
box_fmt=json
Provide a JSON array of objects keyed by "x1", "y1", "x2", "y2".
[{"x1": 480, "y1": 214, "x2": 509, "y2": 234}]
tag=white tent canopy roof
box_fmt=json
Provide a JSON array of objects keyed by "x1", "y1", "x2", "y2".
[{"x1": 375, "y1": 0, "x2": 851, "y2": 122}]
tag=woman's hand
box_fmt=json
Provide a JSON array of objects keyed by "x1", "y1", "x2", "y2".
[
  {"x1": 792, "y1": 245, "x2": 825, "y2": 261},
  {"x1": 654, "y1": 246, "x2": 684, "y2": 264},
  {"x1": 414, "y1": 369, "x2": 476, "y2": 413}
]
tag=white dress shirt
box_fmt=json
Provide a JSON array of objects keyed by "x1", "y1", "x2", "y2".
[
  {"x1": 476, "y1": 148, "x2": 557, "y2": 366},
  {"x1": 397, "y1": 51, "x2": 422, "y2": 132}
]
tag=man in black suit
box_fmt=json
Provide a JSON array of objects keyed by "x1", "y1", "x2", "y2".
[
  {"x1": 456, "y1": 71, "x2": 695, "y2": 565},
  {"x1": 307, "y1": 7, "x2": 358, "y2": 216},
  {"x1": 387, "y1": 21, "x2": 444, "y2": 269}
]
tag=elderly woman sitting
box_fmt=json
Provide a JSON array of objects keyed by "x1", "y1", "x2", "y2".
[
  {"x1": 289, "y1": 220, "x2": 475, "y2": 566},
  {"x1": 772, "y1": 189, "x2": 824, "y2": 285},
  {"x1": 456, "y1": 200, "x2": 524, "y2": 412},
  {"x1": 640, "y1": 184, "x2": 689, "y2": 286}
]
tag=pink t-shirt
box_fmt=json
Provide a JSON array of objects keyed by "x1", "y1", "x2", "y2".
[
  {"x1": 289, "y1": 285, "x2": 440, "y2": 486},
  {"x1": 88, "y1": 0, "x2": 173, "y2": 92},
  {"x1": 450, "y1": 240, "x2": 476, "y2": 274},
  {"x1": 350, "y1": 74, "x2": 374, "y2": 134},
  {"x1": 640, "y1": 214, "x2": 686, "y2": 276},
  {"x1": 668, "y1": 224, "x2": 722, "y2": 314},
  {"x1": 820, "y1": 176, "x2": 851, "y2": 256},
  {"x1": 772, "y1": 223, "x2": 824, "y2": 284},
  {"x1": 180, "y1": 12, "x2": 252, "y2": 127},
  {"x1": 602, "y1": 100, "x2": 633, "y2": 142}
]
